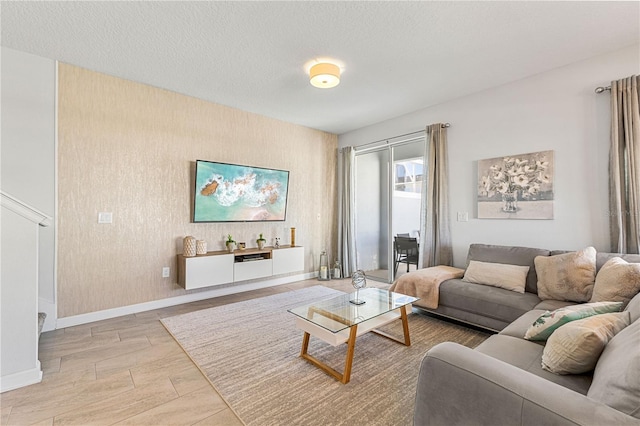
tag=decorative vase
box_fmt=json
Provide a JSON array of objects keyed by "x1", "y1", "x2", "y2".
[
  {"x1": 226, "y1": 242, "x2": 236, "y2": 252},
  {"x1": 502, "y1": 191, "x2": 518, "y2": 212},
  {"x1": 196, "y1": 240, "x2": 207, "y2": 255},
  {"x1": 183, "y1": 236, "x2": 197, "y2": 257},
  {"x1": 257, "y1": 240, "x2": 265, "y2": 250},
  {"x1": 290, "y1": 227, "x2": 296, "y2": 247}
]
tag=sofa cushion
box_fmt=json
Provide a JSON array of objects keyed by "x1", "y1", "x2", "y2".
[
  {"x1": 590, "y1": 257, "x2": 640, "y2": 307},
  {"x1": 534, "y1": 299, "x2": 577, "y2": 311},
  {"x1": 524, "y1": 301, "x2": 624, "y2": 341},
  {"x1": 438, "y1": 278, "x2": 541, "y2": 325},
  {"x1": 594, "y1": 252, "x2": 640, "y2": 271},
  {"x1": 500, "y1": 310, "x2": 547, "y2": 341},
  {"x1": 624, "y1": 291, "x2": 640, "y2": 323},
  {"x1": 588, "y1": 319, "x2": 640, "y2": 418},
  {"x1": 462, "y1": 260, "x2": 529, "y2": 293},
  {"x1": 466, "y1": 244, "x2": 550, "y2": 294},
  {"x1": 541, "y1": 311, "x2": 630, "y2": 375},
  {"x1": 475, "y1": 335, "x2": 593, "y2": 394},
  {"x1": 535, "y1": 247, "x2": 596, "y2": 302}
]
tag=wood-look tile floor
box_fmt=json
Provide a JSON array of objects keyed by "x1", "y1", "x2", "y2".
[{"x1": 1, "y1": 278, "x2": 389, "y2": 425}]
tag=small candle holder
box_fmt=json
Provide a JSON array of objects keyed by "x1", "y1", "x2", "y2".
[{"x1": 318, "y1": 250, "x2": 330, "y2": 281}]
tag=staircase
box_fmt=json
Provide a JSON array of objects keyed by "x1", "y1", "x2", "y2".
[{"x1": 38, "y1": 312, "x2": 46, "y2": 338}]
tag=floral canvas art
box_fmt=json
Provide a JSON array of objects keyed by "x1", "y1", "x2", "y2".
[{"x1": 477, "y1": 150, "x2": 554, "y2": 219}]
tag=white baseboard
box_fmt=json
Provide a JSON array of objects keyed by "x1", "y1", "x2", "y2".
[
  {"x1": 0, "y1": 361, "x2": 42, "y2": 393},
  {"x1": 56, "y1": 272, "x2": 317, "y2": 329},
  {"x1": 38, "y1": 297, "x2": 57, "y2": 332}
]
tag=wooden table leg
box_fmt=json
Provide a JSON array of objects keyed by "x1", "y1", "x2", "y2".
[
  {"x1": 400, "y1": 305, "x2": 411, "y2": 346},
  {"x1": 299, "y1": 325, "x2": 359, "y2": 384},
  {"x1": 341, "y1": 325, "x2": 358, "y2": 384},
  {"x1": 371, "y1": 305, "x2": 411, "y2": 346}
]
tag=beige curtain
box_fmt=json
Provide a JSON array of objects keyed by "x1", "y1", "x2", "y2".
[
  {"x1": 609, "y1": 75, "x2": 640, "y2": 254},
  {"x1": 338, "y1": 146, "x2": 357, "y2": 276},
  {"x1": 419, "y1": 123, "x2": 453, "y2": 267}
]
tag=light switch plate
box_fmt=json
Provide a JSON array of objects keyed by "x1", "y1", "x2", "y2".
[
  {"x1": 457, "y1": 212, "x2": 469, "y2": 222},
  {"x1": 98, "y1": 212, "x2": 113, "y2": 224}
]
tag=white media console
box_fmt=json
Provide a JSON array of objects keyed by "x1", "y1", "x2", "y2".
[{"x1": 177, "y1": 245, "x2": 304, "y2": 290}]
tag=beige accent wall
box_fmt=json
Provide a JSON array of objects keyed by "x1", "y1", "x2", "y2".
[{"x1": 57, "y1": 64, "x2": 337, "y2": 318}]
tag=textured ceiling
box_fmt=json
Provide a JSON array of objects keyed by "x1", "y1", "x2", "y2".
[{"x1": 2, "y1": 1, "x2": 639, "y2": 134}]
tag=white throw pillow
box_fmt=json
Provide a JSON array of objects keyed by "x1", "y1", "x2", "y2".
[
  {"x1": 590, "y1": 257, "x2": 640, "y2": 307},
  {"x1": 462, "y1": 260, "x2": 529, "y2": 293},
  {"x1": 535, "y1": 247, "x2": 596, "y2": 302},
  {"x1": 541, "y1": 311, "x2": 630, "y2": 375}
]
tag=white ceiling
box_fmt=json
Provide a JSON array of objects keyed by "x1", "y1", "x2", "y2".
[{"x1": 2, "y1": 1, "x2": 639, "y2": 135}]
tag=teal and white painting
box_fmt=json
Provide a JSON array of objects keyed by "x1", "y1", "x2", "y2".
[{"x1": 193, "y1": 160, "x2": 289, "y2": 222}]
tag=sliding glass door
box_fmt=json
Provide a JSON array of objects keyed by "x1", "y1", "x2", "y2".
[
  {"x1": 354, "y1": 137, "x2": 425, "y2": 283},
  {"x1": 354, "y1": 149, "x2": 390, "y2": 282}
]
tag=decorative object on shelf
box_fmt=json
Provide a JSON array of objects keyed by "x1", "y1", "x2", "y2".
[
  {"x1": 350, "y1": 270, "x2": 367, "y2": 305},
  {"x1": 274, "y1": 237, "x2": 280, "y2": 249},
  {"x1": 333, "y1": 259, "x2": 342, "y2": 279},
  {"x1": 318, "y1": 250, "x2": 330, "y2": 281},
  {"x1": 183, "y1": 236, "x2": 197, "y2": 257},
  {"x1": 238, "y1": 242, "x2": 246, "y2": 250},
  {"x1": 478, "y1": 150, "x2": 554, "y2": 219},
  {"x1": 257, "y1": 233, "x2": 266, "y2": 250},
  {"x1": 225, "y1": 234, "x2": 236, "y2": 252},
  {"x1": 196, "y1": 240, "x2": 207, "y2": 255},
  {"x1": 290, "y1": 227, "x2": 296, "y2": 247}
]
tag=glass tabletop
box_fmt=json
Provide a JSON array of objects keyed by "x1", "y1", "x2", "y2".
[{"x1": 287, "y1": 288, "x2": 418, "y2": 333}]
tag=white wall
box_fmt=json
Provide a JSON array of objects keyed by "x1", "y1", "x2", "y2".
[
  {"x1": 1, "y1": 47, "x2": 57, "y2": 329},
  {"x1": 340, "y1": 45, "x2": 640, "y2": 267}
]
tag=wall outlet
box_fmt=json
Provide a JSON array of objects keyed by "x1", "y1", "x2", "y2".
[
  {"x1": 457, "y1": 212, "x2": 469, "y2": 222},
  {"x1": 162, "y1": 267, "x2": 170, "y2": 278}
]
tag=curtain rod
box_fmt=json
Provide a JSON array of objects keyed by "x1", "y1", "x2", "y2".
[
  {"x1": 354, "y1": 123, "x2": 451, "y2": 150},
  {"x1": 595, "y1": 86, "x2": 611, "y2": 93}
]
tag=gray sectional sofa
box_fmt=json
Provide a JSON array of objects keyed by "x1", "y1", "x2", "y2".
[
  {"x1": 412, "y1": 244, "x2": 640, "y2": 425},
  {"x1": 415, "y1": 291, "x2": 640, "y2": 425},
  {"x1": 417, "y1": 243, "x2": 640, "y2": 331}
]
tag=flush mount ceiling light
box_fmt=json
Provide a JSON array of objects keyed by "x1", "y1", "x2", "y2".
[{"x1": 309, "y1": 62, "x2": 340, "y2": 89}]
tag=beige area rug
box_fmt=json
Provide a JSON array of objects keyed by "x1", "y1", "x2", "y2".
[{"x1": 161, "y1": 286, "x2": 489, "y2": 426}]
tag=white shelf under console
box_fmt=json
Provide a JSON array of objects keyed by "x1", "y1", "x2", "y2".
[{"x1": 177, "y1": 245, "x2": 304, "y2": 290}]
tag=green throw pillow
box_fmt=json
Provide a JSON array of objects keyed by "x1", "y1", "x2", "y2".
[{"x1": 524, "y1": 301, "x2": 623, "y2": 341}]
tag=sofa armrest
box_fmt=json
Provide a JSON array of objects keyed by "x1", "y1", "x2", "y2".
[{"x1": 414, "y1": 342, "x2": 636, "y2": 426}]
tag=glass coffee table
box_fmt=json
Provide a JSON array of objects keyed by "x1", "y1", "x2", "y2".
[{"x1": 288, "y1": 288, "x2": 418, "y2": 383}]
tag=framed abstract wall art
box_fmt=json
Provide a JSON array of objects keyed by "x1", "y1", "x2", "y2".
[{"x1": 477, "y1": 150, "x2": 554, "y2": 219}]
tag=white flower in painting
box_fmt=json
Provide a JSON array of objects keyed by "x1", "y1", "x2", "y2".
[
  {"x1": 514, "y1": 174, "x2": 529, "y2": 186},
  {"x1": 515, "y1": 159, "x2": 528, "y2": 167},
  {"x1": 496, "y1": 182, "x2": 510, "y2": 194},
  {"x1": 536, "y1": 160, "x2": 549, "y2": 169},
  {"x1": 528, "y1": 186, "x2": 539, "y2": 195},
  {"x1": 507, "y1": 167, "x2": 520, "y2": 176},
  {"x1": 490, "y1": 164, "x2": 503, "y2": 172},
  {"x1": 481, "y1": 175, "x2": 491, "y2": 188},
  {"x1": 538, "y1": 172, "x2": 551, "y2": 183}
]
